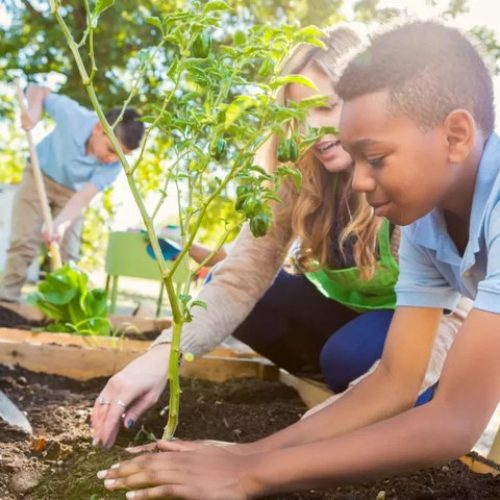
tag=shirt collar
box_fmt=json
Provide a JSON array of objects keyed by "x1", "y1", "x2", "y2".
[{"x1": 467, "y1": 132, "x2": 500, "y2": 255}]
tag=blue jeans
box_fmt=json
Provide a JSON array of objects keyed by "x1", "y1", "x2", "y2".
[{"x1": 233, "y1": 270, "x2": 434, "y2": 405}]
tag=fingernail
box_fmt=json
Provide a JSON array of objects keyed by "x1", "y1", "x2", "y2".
[
  {"x1": 110, "y1": 463, "x2": 120, "y2": 469},
  {"x1": 126, "y1": 419, "x2": 134, "y2": 429},
  {"x1": 126, "y1": 492, "x2": 138, "y2": 499},
  {"x1": 104, "y1": 479, "x2": 116, "y2": 488},
  {"x1": 92, "y1": 438, "x2": 99, "y2": 447},
  {"x1": 97, "y1": 470, "x2": 108, "y2": 479}
]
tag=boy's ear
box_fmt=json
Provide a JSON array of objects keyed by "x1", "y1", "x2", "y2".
[
  {"x1": 443, "y1": 109, "x2": 476, "y2": 163},
  {"x1": 92, "y1": 122, "x2": 103, "y2": 135}
]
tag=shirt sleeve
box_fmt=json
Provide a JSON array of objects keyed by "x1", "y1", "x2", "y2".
[
  {"x1": 44, "y1": 93, "x2": 88, "y2": 122},
  {"x1": 395, "y1": 226, "x2": 460, "y2": 310},
  {"x1": 474, "y1": 201, "x2": 500, "y2": 313},
  {"x1": 89, "y1": 163, "x2": 122, "y2": 191}
]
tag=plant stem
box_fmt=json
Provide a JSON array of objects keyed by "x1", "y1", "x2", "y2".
[{"x1": 162, "y1": 319, "x2": 183, "y2": 439}]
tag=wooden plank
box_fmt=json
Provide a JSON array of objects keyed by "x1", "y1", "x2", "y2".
[
  {"x1": 487, "y1": 427, "x2": 500, "y2": 464},
  {"x1": 460, "y1": 454, "x2": 500, "y2": 476},
  {"x1": 181, "y1": 356, "x2": 278, "y2": 383},
  {"x1": 0, "y1": 328, "x2": 150, "y2": 351},
  {"x1": 279, "y1": 370, "x2": 332, "y2": 408},
  {"x1": 0, "y1": 328, "x2": 264, "y2": 359},
  {"x1": 109, "y1": 315, "x2": 171, "y2": 333},
  {"x1": 0, "y1": 328, "x2": 278, "y2": 382}
]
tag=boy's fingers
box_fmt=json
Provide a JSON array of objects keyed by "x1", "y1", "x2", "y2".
[
  {"x1": 125, "y1": 484, "x2": 192, "y2": 499},
  {"x1": 125, "y1": 442, "x2": 160, "y2": 454}
]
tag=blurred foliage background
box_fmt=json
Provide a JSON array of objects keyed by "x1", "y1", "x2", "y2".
[{"x1": 0, "y1": 0, "x2": 497, "y2": 270}]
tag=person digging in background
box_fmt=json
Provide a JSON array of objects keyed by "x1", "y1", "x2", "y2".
[
  {"x1": 97, "y1": 21, "x2": 500, "y2": 499},
  {"x1": 0, "y1": 86, "x2": 144, "y2": 305},
  {"x1": 92, "y1": 23, "x2": 468, "y2": 452}
]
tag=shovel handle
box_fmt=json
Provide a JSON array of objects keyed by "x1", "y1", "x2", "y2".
[{"x1": 15, "y1": 80, "x2": 62, "y2": 270}]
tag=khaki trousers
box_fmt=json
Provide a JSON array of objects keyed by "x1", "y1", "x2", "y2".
[{"x1": 0, "y1": 168, "x2": 83, "y2": 302}]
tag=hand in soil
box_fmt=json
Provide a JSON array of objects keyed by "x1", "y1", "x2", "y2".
[
  {"x1": 126, "y1": 438, "x2": 242, "y2": 454},
  {"x1": 91, "y1": 344, "x2": 171, "y2": 448},
  {"x1": 97, "y1": 446, "x2": 257, "y2": 499}
]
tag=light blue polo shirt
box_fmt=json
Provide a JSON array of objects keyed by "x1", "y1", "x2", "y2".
[
  {"x1": 36, "y1": 93, "x2": 121, "y2": 192},
  {"x1": 396, "y1": 132, "x2": 500, "y2": 314}
]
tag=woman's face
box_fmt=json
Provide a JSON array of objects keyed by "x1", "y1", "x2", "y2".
[{"x1": 286, "y1": 63, "x2": 353, "y2": 173}]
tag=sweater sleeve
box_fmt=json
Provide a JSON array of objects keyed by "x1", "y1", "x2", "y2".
[{"x1": 151, "y1": 217, "x2": 294, "y2": 356}]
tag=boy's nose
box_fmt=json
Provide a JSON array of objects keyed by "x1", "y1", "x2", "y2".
[{"x1": 351, "y1": 163, "x2": 376, "y2": 193}]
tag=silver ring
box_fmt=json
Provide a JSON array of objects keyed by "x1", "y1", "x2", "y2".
[
  {"x1": 114, "y1": 400, "x2": 127, "y2": 408},
  {"x1": 98, "y1": 397, "x2": 111, "y2": 405}
]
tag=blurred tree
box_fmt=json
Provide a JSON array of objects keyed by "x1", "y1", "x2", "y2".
[{"x1": 1, "y1": 0, "x2": 498, "y2": 270}]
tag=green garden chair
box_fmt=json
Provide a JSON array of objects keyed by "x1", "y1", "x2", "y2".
[{"x1": 105, "y1": 231, "x2": 189, "y2": 317}]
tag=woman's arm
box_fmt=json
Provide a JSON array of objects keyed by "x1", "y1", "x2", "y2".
[{"x1": 151, "y1": 217, "x2": 295, "y2": 356}]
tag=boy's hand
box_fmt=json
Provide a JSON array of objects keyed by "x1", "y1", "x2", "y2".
[
  {"x1": 97, "y1": 446, "x2": 259, "y2": 499},
  {"x1": 41, "y1": 224, "x2": 64, "y2": 247},
  {"x1": 20, "y1": 110, "x2": 38, "y2": 131}
]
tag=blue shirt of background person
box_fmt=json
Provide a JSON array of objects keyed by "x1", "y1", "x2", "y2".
[
  {"x1": 18, "y1": 85, "x2": 144, "y2": 248},
  {"x1": 37, "y1": 93, "x2": 121, "y2": 192},
  {"x1": 396, "y1": 132, "x2": 500, "y2": 314}
]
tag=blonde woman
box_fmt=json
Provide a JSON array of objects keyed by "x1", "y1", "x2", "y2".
[{"x1": 91, "y1": 24, "x2": 468, "y2": 449}]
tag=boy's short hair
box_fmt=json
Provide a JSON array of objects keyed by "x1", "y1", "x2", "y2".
[
  {"x1": 104, "y1": 108, "x2": 144, "y2": 150},
  {"x1": 335, "y1": 21, "x2": 495, "y2": 134}
]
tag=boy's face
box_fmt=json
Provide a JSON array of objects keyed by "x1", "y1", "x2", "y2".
[
  {"x1": 88, "y1": 124, "x2": 131, "y2": 164},
  {"x1": 339, "y1": 90, "x2": 453, "y2": 226}
]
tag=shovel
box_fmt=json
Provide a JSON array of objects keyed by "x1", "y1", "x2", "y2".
[
  {"x1": 0, "y1": 389, "x2": 32, "y2": 434},
  {"x1": 14, "y1": 79, "x2": 62, "y2": 271}
]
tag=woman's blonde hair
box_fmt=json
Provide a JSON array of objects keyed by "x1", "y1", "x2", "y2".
[{"x1": 266, "y1": 24, "x2": 382, "y2": 279}]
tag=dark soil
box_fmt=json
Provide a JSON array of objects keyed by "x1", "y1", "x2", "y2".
[
  {"x1": 0, "y1": 305, "x2": 47, "y2": 330},
  {"x1": 0, "y1": 364, "x2": 498, "y2": 500}
]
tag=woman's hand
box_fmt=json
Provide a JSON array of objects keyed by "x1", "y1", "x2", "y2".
[
  {"x1": 97, "y1": 446, "x2": 260, "y2": 499},
  {"x1": 91, "y1": 343, "x2": 171, "y2": 448}
]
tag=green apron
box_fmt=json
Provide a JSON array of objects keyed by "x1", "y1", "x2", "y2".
[{"x1": 305, "y1": 219, "x2": 399, "y2": 313}]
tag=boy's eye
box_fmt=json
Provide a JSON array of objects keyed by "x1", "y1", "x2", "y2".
[{"x1": 367, "y1": 156, "x2": 386, "y2": 168}]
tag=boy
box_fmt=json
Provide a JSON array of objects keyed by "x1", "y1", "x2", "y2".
[
  {"x1": 0, "y1": 86, "x2": 144, "y2": 304},
  {"x1": 97, "y1": 21, "x2": 500, "y2": 498}
]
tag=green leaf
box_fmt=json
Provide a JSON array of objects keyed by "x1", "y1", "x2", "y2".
[
  {"x1": 278, "y1": 166, "x2": 302, "y2": 189},
  {"x1": 293, "y1": 95, "x2": 329, "y2": 109},
  {"x1": 28, "y1": 265, "x2": 109, "y2": 335},
  {"x1": 269, "y1": 74, "x2": 318, "y2": 91},
  {"x1": 295, "y1": 26, "x2": 327, "y2": 49},
  {"x1": 203, "y1": 1, "x2": 230, "y2": 14},
  {"x1": 310, "y1": 125, "x2": 339, "y2": 136},
  {"x1": 179, "y1": 293, "x2": 192, "y2": 305},
  {"x1": 146, "y1": 16, "x2": 163, "y2": 32},
  {"x1": 167, "y1": 56, "x2": 179, "y2": 81},
  {"x1": 190, "y1": 299, "x2": 207, "y2": 310},
  {"x1": 224, "y1": 96, "x2": 257, "y2": 129},
  {"x1": 94, "y1": 0, "x2": 114, "y2": 17}
]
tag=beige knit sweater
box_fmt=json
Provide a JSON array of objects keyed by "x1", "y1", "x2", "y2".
[
  {"x1": 153, "y1": 219, "x2": 295, "y2": 355},
  {"x1": 152, "y1": 215, "x2": 471, "y2": 396}
]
